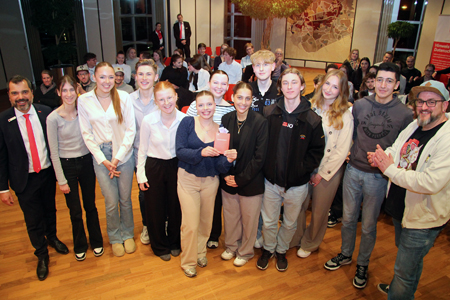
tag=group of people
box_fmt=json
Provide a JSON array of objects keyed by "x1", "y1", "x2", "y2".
[{"x1": 2, "y1": 40, "x2": 450, "y2": 300}]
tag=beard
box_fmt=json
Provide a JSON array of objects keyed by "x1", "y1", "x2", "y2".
[
  {"x1": 13, "y1": 98, "x2": 32, "y2": 113},
  {"x1": 417, "y1": 110, "x2": 441, "y2": 127}
]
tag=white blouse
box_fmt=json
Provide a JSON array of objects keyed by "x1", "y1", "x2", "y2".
[
  {"x1": 136, "y1": 109, "x2": 185, "y2": 183},
  {"x1": 78, "y1": 89, "x2": 136, "y2": 166},
  {"x1": 189, "y1": 68, "x2": 210, "y2": 92}
]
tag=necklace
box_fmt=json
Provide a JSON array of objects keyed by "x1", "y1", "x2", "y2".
[
  {"x1": 236, "y1": 117, "x2": 247, "y2": 134},
  {"x1": 198, "y1": 119, "x2": 213, "y2": 133}
]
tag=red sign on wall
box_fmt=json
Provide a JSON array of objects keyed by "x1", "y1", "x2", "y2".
[{"x1": 430, "y1": 41, "x2": 450, "y2": 71}]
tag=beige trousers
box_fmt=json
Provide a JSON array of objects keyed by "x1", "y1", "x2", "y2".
[
  {"x1": 289, "y1": 165, "x2": 344, "y2": 251},
  {"x1": 222, "y1": 190, "x2": 263, "y2": 260},
  {"x1": 177, "y1": 168, "x2": 219, "y2": 270}
]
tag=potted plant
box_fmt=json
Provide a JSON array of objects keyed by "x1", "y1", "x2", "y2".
[{"x1": 387, "y1": 21, "x2": 415, "y2": 56}]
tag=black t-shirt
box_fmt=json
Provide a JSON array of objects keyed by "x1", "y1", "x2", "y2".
[
  {"x1": 385, "y1": 122, "x2": 445, "y2": 221},
  {"x1": 250, "y1": 81, "x2": 279, "y2": 114}
]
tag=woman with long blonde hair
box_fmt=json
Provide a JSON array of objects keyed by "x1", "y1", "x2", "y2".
[
  {"x1": 291, "y1": 69, "x2": 354, "y2": 258},
  {"x1": 78, "y1": 62, "x2": 136, "y2": 257}
]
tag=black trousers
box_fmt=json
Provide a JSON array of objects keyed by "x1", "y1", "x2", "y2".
[
  {"x1": 176, "y1": 41, "x2": 191, "y2": 58},
  {"x1": 208, "y1": 186, "x2": 222, "y2": 242},
  {"x1": 60, "y1": 154, "x2": 103, "y2": 253},
  {"x1": 144, "y1": 157, "x2": 181, "y2": 256},
  {"x1": 16, "y1": 167, "x2": 57, "y2": 259}
]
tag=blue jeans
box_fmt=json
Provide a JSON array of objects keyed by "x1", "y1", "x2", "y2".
[
  {"x1": 93, "y1": 143, "x2": 135, "y2": 244},
  {"x1": 388, "y1": 224, "x2": 445, "y2": 300},
  {"x1": 261, "y1": 180, "x2": 309, "y2": 254},
  {"x1": 341, "y1": 164, "x2": 387, "y2": 266}
]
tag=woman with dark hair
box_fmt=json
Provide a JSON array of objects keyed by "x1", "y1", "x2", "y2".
[
  {"x1": 174, "y1": 49, "x2": 188, "y2": 69},
  {"x1": 339, "y1": 62, "x2": 355, "y2": 103},
  {"x1": 34, "y1": 70, "x2": 60, "y2": 109},
  {"x1": 160, "y1": 54, "x2": 190, "y2": 108},
  {"x1": 78, "y1": 62, "x2": 136, "y2": 258},
  {"x1": 176, "y1": 91, "x2": 237, "y2": 277},
  {"x1": 220, "y1": 82, "x2": 268, "y2": 267},
  {"x1": 188, "y1": 54, "x2": 210, "y2": 92},
  {"x1": 47, "y1": 75, "x2": 103, "y2": 261},
  {"x1": 352, "y1": 57, "x2": 371, "y2": 94},
  {"x1": 151, "y1": 22, "x2": 165, "y2": 53},
  {"x1": 152, "y1": 50, "x2": 165, "y2": 78},
  {"x1": 113, "y1": 51, "x2": 132, "y2": 84},
  {"x1": 214, "y1": 43, "x2": 229, "y2": 70}
]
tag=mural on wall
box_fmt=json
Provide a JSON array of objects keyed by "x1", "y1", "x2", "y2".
[{"x1": 285, "y1": 0, "x2": 356, "y2": 63}]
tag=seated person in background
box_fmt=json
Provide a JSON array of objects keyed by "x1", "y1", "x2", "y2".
[
  {"x1": 344, "y1": 49, "x2": 360, "y2": 72},
  {"x1": 413, "y1": 64, "x2": 435, "y2": 87},
  {"x1": 394, "y1": 61, "x2": 406, "y2": 95},
  {"x1": 214, "y1": 43, "x2": 229, "y2": 70},
  {"x1": 198, "y1": 43, "x2": 212, "y2": 70},
  {"x1": 374, "y1": 51, "x2": 393, "y2": 66},
  {"x1": 153, "y1": 50, "x2": 166, "y2": 78},
  {"x1": 242, "y1": 64, "x2": 256, "y2": 83},
  {"x1": 139, "y1": 51, "x2": 152, "y2": 60},
  {"x1": 272, "y1": 48, "x2": 288, "y2": 81},
  {"x1": 76, "y1": 65, "x2": 96, "y2": 95},
  {"x1": 339, "y1": 62, "x2": 354, "y2": 103},
  {"x1": 188, "y1": 54, "x2": 211, "y2": 93},
  {"x1": 161, "y1": 54, "x2": 190, "y2": 107},
  {"x1": 34, "y1": 70, "x2": 60, "y2": 110},
  {"x1": 369, "y1": 65, "x2": 379, "y2": 74},
  {"x1": 113, "y1": 51, "x2": 132, "y2": 84},
  {"x1": 352, "y1": 57, "x2": 371, "y2": 94},
  {"x1": 241, "y1": 43, "x2": 254, "y2": 69},
  {"x1": 84, "y1": 52, "x2": 98, "y2": 82},
  {"x1": 357, "y1": 73, "x2": 376, "y2": 99},
  {"x1": 326, "y1": 64, "x2": 339, "y2": 73},
  {"x1": 401, "y1": 56, "x2": 421, "y2": 94},
  {"x1": 249, "y1": 50, "x2": 278, "y2": 114},
  {"x1": 218, "y1": 47, "x2": 242, "y2": 84},
  {"x1": 174, "y1": 49, "x2": 189, "y2": 69},
  {"x1": 304, "y1": 74, "x2": 324, "y2": 100},
  {"x1": 126, "y1": 47, "x2": 139, "y2": 76},
  {"x1": 114, "y1": 66, "x2": 134, "y2": 94}
]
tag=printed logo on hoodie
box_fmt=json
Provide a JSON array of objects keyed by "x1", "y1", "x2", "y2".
[{"x1": 361, "y1": 109, "x2": 393, "y2": 139}]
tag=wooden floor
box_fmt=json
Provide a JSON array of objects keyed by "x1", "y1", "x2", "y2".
[{"x1": 1, "y1": 68, "x2": 450, "y2": 299}]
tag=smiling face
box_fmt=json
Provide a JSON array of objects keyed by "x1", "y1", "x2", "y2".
[
  {"x1": 136, "y1": 65, "x2": 158, "y2": 90},
  {"x1": 416, "y1": 91, "x2": 448, "y2": 129},
  {"x1": 42, "y1": 73, "x2": 53, "y2": 87},
  {"x1": 199, "y1": 47, "x2": 206, "y2": 55},
  {"x1": 173, "y1": 58, "x2": 183, "y2": 69},
  {"x1": 351, "y1": 50, "x2": 359, "y2": 61},
  {"x1": 281, "y1": 73, "x2": 304, "y2": 101},
  {"x1": 77, "y1": 71, "x2": 90, "y2": 85},
  {"x1": 322, "y1": 75, "x2": 340, "y2": 102},
  {"x1": 115, "y1": 72, "x2": 124, "y2": 85},
  {"x1": 382, "y1": 53, "x2": 393, "y2": 63},
  {"x1": 375, "y1": 70, "x2": 399, "y2": 102},
  {"x1": 8, "y1": 80, "x2": 33, "y2": 113},
  {"x1": 153, "y1": 51, "x2": 160, "y2": 62},
  {"x1": 252, "y1": 60, "x2": 275, "y2": 81},
  {"x1": 246, "y1": 46, "x2": 254, "y2": 56},
  {"x1": 94, "y1": 66, "x2": 115, "y2": 94},
  {"x1": 366, "y1": 78, "x2": 375, "y2": 91},
  {"x1": 196, "y1": 95, "x2": 215, "y2": 120},
  {"x1": 209, "y1": 74, "x2": 229, "y2": 99},
  {"x1": 155, "y1": 88, "x2": 177, "y2": 115},
  {"x1": 232, "y1": 87, "x2": 252, "y2": 115},
  {"x1": 117, "y1": 53, "x2": 125, "y2": 64},
  {"x1": 58, "y1": 82, "x2": 77, "y2": 106}
]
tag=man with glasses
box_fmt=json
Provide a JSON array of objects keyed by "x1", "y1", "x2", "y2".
[
  {"x1": 324, "y1": 63, "x2": 413, "y2": 289},
  {"x1": 413, "y1": 64, "x2": 435, "y2": 87},
  {"x1": 371, "y1": 80, "x2": 450, "y2": 298}
]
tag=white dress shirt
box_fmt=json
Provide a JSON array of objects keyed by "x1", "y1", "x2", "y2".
[
  {"x1": 179, "y1": 22, "x2": 185, "y2": 40},
  {"x1": 78, "y1": 90, "x2": 136, "y2": 166},
  {"x1": 218, "y1": 60, "x2": 243, "y2": 84},
  {"x1": 15, "y1": 106, "x2": 51, "y2": 173},
  {"x1": 189, "y1": 68, "x2": 210, "y2": 92},
  {"x1": 136, "y1": 109, "x2": 185, "y2": 183},
  {"x1": 130, "y1": 89, "x2": 159, "y2": 150}
]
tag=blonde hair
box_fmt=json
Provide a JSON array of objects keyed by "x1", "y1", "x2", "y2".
[
  {"x1": 154, "y1": 81, "x2": 176, "y2": 96},
  {"x1": 347, "y1": 49, "x2": 360, "y2": 63},
  {"x1": 251, "y1": 50, "x2": 275, "y2": 65},
  {"x1": 94, "y1": 62, "x2": 124, "y2": 124},
  {"x1": 135, "y1": 59, "x2": 158, "y2": 73},
  {"x1": 311, "y1": 70, "x2": 350, "y2": 130}
]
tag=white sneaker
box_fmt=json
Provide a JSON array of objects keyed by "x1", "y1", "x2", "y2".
[
  {"x1": 254, "y1": 237, "x2": 263, "y2": 249},
  {"x1": 297, "y1": 248, "x2": 311, "y2": 258},
  {"x1": 140, "y1": 226, "x2": 150, "y2": 245},
  {"x1": 233, "y1": 257, "x2": 248, "y2": 267},
  {"x1": 221, "y1": 250, "x2": 235, "y2": 261}
]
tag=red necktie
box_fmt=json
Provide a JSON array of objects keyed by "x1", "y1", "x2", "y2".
[
  {"x1": 179, "y1": 23, "x2": 182, "y2": 39},
  {"x1": 23, "y1": 114, "x2": 41, "y2": 173}
]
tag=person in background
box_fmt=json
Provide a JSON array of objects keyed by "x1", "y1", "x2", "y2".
[
  {"x1": 113, "y1": 51, "x2": 132, "y2": 84},
  {"x1": 290, "y1": 70, "x2": 353, "y2": 259},
  {"x1": 304, "y1": 74, "x2": 324, "y2": 101},
  {"x1": 394, "y1": 61, "x2": 407, "y2": 95},
  {"x1": 174, "y1": 49, "x2": 189, "y2": 69},
  {"x1": 374, "y1": 51, "x2": 393, "y2": 66},
  {"x1": 176, "y1": 91, "x2": 236, "y2": 277},
  {"x1": 173, "y1": 14, "x2": 192, "y2": 58},
  {"x1": 114, "y1": 67, "x2": 134, "y2": 94},
  {"x1": 151, "y1": 22, "x2": 165, "y2": 54},
  {"x1": 84, "y1": 52, "x2": 98, "y2": 82},
  {"x1": 344, "y1": 49, "x2": 360, "y2": 72},
  {"x1": 198, "y1": 43, "x2": 212, "y2": 70},
  {"x1": 240, "y1": 43, "x2": 254, "y2": 69},
  {"x1": 272, "y1": 48, "x2": 288, "y2": 81},
  {"x1": 339, "y1": 62, "x2": 354, "y2": 103},
  {"x1": 137, "y1": 81, "x2": 185, "y2": 261},
  {"x1": 76, "y1": 65, "x2": 96, "y2": 95},
  {"x1": 139, "y1": 51, "x2": 152, "y2": 60},
  {"x1": 34, "y1": 70, "x2": 60, "y2": 110},
  {"x1": 220, "y1": 82, "x2": 268, "y2": 267},
  {"x1": 257, "y1": 68, "x2": 325, "y2": 272},
  {"x1": 160, "y1": 54, "x2": 189, "y2": 91},
  {"x1": 413, "y1": 64, "x2": 435, "y2": 87},
  {"x1": 126, "y1": 47, "x2": 139, "y2": 77},
  {"x1": 47, "y1": 75, "x2": 103, "y2": 262},
  {"x1": 214, "y1": 43, "x2": 229, "y2": 71},
  {"x1": 153, "y1": 50, "x2": 166, "y2": 79},
  {"x1": 218, "y1": 47, "x2": 243, "y2": 84},
  {"x1": 130, "y1": 59, "x2": 160, "y2": 246},
  {"x1": 352, "y1": 57, "x2": 371, "y2": 95},
  {"x1": 358, "y1": 73, "x2": 376, "y2": 98},
  {"x1": 188, "y1": 54, "x2": 211, "y2": 93},
  {"x1": 401, "y1": 56, "x2": 421, "y2": 94},
  {"x1": 369, "y1": 65, "x2": 379, "y2": 75},
  {"x1": 78, "y1": 62, "x2": 136, "y2": 258}
]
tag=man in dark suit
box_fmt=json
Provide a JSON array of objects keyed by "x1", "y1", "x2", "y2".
[
  {"x1": 173, "y1": 14, "x2": 192, "y2": 58},
  {"x1": 0, "y1": 75, "x2": 68, "y2": 281}
]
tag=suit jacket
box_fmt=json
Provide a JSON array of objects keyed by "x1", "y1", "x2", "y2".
[
  {"x1": 150, "y1": 30, "x2": 164, "y2": 51},
  {"x1": 0, "y1": 104, "x2": 52, "y2": 193},
  {"x1": 173, "y1": 21, "x2": 191, "y2": 47},
  {"x1": 220, "y1": 110, "x2": 268, "y2": 196}
]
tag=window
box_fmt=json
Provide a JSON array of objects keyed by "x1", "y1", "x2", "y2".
[{"x1": 225, "y1": 0, "x2": 252, "y2": 59}]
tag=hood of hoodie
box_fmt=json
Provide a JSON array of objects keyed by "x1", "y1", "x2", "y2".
[
  {"x1": 277, "y1": 96, "x2": 311, "y2": 115},
  {"x1": 364, "y1": 93, "x2": 402, "y2": 109}
]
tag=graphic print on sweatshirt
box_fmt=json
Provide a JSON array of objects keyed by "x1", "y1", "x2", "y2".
[
  {"x1": 399, "y1": 138, "x2": 422, "y2": 170},
  {"x1": 360, "y1": 109, "x2": 394, "y2": 139}
]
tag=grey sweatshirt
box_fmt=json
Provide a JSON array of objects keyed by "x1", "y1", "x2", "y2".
[{"x1": 350, "y1": 94, "x2": 414, "y2": 173}]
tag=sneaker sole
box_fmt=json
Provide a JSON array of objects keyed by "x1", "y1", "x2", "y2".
[
  {"x1": 377, "y1": 284, "x2": 389, "y2": 295},
  {"x1": 324, "y1": 259, "x2": 352, "y2": 271},
  {"x1": 140, "y1": 237, "x2": 150, "y2": 245},
  {"x1": 353, "y1": 278, "x2": 367, "y2": 289},
  {"x1": 327, "y1": 223, "x2": 337, "y2": 228},
  {"x1": 256, "y1": 254, "x2": 274, "y2": 270},
  {"x1": 276, "y1": 264, "x2": 288, "y2": 272}
]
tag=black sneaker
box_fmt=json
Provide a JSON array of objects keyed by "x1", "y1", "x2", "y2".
[
  {"x1": 377, "y1": 283, "x2": 389, "y2": 295},
  {"x1": 275, "y1": 252, "x2": 288, "y2": 272},
  {"x1": 256, "y1": 249, "x2": 273, "y2": 270},
  {"x1": 353, "y1": 264, "x2": 368, "y2": 289},
  {"x1": 324, "y1": 253, "x2": 352, "y2": 270}
]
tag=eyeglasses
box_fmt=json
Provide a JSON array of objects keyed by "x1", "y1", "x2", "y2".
[{"x1": 416, "y1": 99, "x2": 444, "y2": 107}]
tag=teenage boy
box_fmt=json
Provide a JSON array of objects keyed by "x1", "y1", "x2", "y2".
[
  {"x1": 114, "y1": 67, "x2": 134, "y2": 94},
  {"x1": 240, "y1": 43, "x2": 254, "y2": 69},
  {"x1": 84, "y1": 52, "x2": 98, "y2": 82},
  {"x1": 324, "y1": 63, "x2": 414, "y2": 289},
  {"x1": 249, "y1": 50, "x2": 278, "y2": 114},
  {"x1": 218, "y1": 47, "x2": 242, "y2": 84}
]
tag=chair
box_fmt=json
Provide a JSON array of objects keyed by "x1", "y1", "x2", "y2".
[
  {"x1": 235, "y1": 59, "x2": 241, "y2": 64},
  {"x1": 224, "y1": 84, "x2": 236, "y2": 102},
  {"x1": 164, "y1": 57, "x2": 171, "y2": 66},
  {"x1": 206, "y1": 47, "x2": 213, "y2": 56},
  {"x1": 216, "y1": 46, "x2": 221, "y2": 56},
  {"x1": 181, "y1": 106, "x2": 189, "y2": 113}
]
